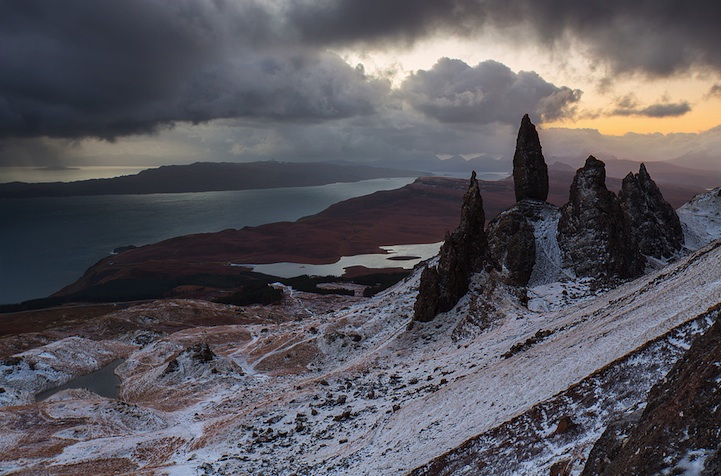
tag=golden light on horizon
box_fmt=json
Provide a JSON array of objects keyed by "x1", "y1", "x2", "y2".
[{"x1": 343, "y1": 36, "x2": 721, "y2": 137}]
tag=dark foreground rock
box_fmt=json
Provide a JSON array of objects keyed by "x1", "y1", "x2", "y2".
[
  {"x1": 557, "y1": 156, "x2": 644, "y2": 282},
  {"x1": 413, "y1": 172, "x2": 489, "y2": 322},
  {"x1": 582, "y1": 306, "x2": 721, "y2": 476},
  {"x1": 512, "y1": 114, "x2": 549, "y2": 202},
  {"x1": 619, "y1": 163, "x2": 684, "y2": 259},
  {"x1": 487, "y1": 200, "x2": 564, "y2": 288},
  {"x1": 486, "y1": 202, "x2": 537, "y2": 287}
]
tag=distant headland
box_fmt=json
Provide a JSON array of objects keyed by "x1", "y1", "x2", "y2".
[{"x1": 0, "y1": 161, "x2": 421, "y2": 198}]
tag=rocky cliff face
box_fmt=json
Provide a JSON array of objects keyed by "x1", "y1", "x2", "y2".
[
  {"x1": 582, "y1": 305, "x2": 721, "y2": 476},
  {"x1": 557, "y1": 156, "x2": 645, "y2": 281},
  {"x1": 486, "y1": 205, "x2": 536, "y2": 287},
  {"x1": 619, "y1": 163, "x2": 684, "y2": 259},
  {"x1": 413, "y1": 172, "x2": 489, "y2": 322},
  {"x1": 417, "y1": 117, "x2": 688, "y2": 311},
  {"x1": 512, "y1": 114, "x2": 549, "y2": 202}
]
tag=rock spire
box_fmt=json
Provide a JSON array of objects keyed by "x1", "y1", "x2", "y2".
[
  {"x1": 413, "y1": 172, "x2": 489, "y2": 322},
  {"x1": 512, "y1": 114, "x2": 549, "y2": 202},
  {"x1": 487, "y1": 114, "x2": 555, "y2": 287},
  {"x1": 557, "y1": 156, "x2": 645, "y2": 281},
  {"x1": 619, "y1": 163, "x2": 684, "y2": 258}
]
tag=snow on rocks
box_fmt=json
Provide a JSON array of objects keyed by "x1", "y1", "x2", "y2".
[
  {"x1": 0, "y1": 337, "x2": 132, "y2": 406},
  {"x1": 528, "y1": 203, "x2": 568, "y2": 287},
  {"x1": 414, "y1": 302, "x2": 719, "y2": 475},
  {"x1": 678, "y1": 186, "x2": 721, "y2": 251},
  {"x1": 175, "y1": 239, "x2": 721, "y2": 475},
  {"x1": 2, "y1": 203, "x2": 721, "y2": 474}
]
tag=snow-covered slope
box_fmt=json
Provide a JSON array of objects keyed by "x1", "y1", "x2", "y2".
[
  {"x1": 2, "y1": 234, "x2": 721, "y2": 473},
  {"x1": 678, "y1": 187, "x2": 721, "y2": 250}
]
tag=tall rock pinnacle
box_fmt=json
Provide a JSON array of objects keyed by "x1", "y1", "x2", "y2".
[
  {"x1": 413, "y1": 172, "x2": 488, "y2": 322},
  {"x1": 557, "y1": 156, "x2": 645, "y2": 281},
  {"x1": 619, "y1": 163, "x2": 684, "y2": 258},
  {"x1": 513, "y1": 114, "x2": 549, "y2": 202}
]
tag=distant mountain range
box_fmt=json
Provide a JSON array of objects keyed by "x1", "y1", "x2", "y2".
[
  {"x1": 4, "y1": 155, "x2": 717, "y2": 199},
  {"x1": 0, "y1": 161, "x2": 422, "y2": 198}
]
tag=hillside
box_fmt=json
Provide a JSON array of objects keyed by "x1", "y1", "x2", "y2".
[
  {"x1": 47, "y1": 165, "x2": 704, "y2": 305},
  {"x1": 1, "y1": 222, "x2": 720, "y2": 474},
  {"x1": 3, "y1": 117, "x2": 721, "y2": 474},
  {"x1": 0, "y1": 161, "x2": 420, "y2": 198}
]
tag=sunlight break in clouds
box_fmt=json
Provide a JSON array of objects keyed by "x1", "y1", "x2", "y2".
[{"x1": 0, "y1": 0, "x2": 720, "y2": 170}]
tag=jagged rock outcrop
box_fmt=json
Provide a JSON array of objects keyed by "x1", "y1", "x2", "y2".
[
  {"x1": 188, "y1": 342, "x2": 215, "y2": 363},
  {"x1": 413, "y1": 172, "x2": 488, "y2": 322},
  {"x1": 487, "y1": 204, "x2": 537, "y2": 287},
  {"x1": 487, "y1": 200, "x2": 564, "y2": 288},
  {"x1": 513, "y1": 114, "x2": 549, "y2": 202},
  {"x1": 582, "y1": 306, "x2": 721, "y2": 476},
  {"x1": 557, "y1": 156, "x2": 645, "y2": 281},
  {"x1": 619, "y1": 163, "x2": 684, "y2": 258},
  {"x1": 163, "y1": 343, "x2": 216, "y2": 375}
]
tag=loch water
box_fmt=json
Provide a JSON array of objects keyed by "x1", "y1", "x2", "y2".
[{"x1": 0, "y1": 177, "x2": 417, "y2": 304}]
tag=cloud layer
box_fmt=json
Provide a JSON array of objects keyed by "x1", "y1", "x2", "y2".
[
  {"x1": 399, "y1": 59, "x2": 581, "y2": 124},
  {"x1": 0, "y1": 1, "x2": 395, "y2": 139},
  {"x1": 610, "y1": 95, "x2": 692, "y2": 118},
  {"x1": 1, "y1": 0, "x2": 720, "y2": 169},
  {"x1": 290, "y1": 0, "x2": 721, "y2": 76},
  {"x1": 3, "y1": 1, "x2": 721, "y2": 140}
]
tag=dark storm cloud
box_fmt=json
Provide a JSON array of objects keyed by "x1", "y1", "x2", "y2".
[
  {"x1": 288, "y1": 0, "x2": 721, "y2": 77},
  {"x1": 0, "y1": 0, "x2": 387, "y2": 140},
  {"x1": 178, "y1": 52, "x2": 388, "y2": 122},
  {"x1": 611, "y1": 96, "x2": 692, "y2": 118},
  {"x1": 398, "y1": 59, "x2": 581, "y2": 124},
  {"x1": 2, "y1": 0, "x2": 719, "y2": 144},
  {"x1": 285, "y1": 0, "x2": 484, "y2": 45}
]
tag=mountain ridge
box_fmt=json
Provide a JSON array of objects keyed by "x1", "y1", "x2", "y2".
[{"x1": 0, "y1": 161, "x2": 421, "y2": 198}]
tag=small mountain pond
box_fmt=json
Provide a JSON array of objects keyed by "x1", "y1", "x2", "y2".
[{"x1": 35, "y1": 358, "x2": 124, "y2": 402}]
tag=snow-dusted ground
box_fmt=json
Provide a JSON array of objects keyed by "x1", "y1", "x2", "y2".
[
  {"x1": 528, "y1": 204, "x2": 568, "y2": 287},
  {"x1": 2, "y1": 196, "x2": 721, "y2": 474},
  {"x1": 678, "y1": 187, "x2": 721, "y2": 251},
  {"x1": 0, "y1": 337, "x2": 133, "y2": 407},
  {"x1": 2, "y1": 240, "x2": 721, "y2": 474}
]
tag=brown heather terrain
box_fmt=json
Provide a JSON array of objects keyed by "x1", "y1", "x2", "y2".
[
  {"x1": 2, "y1": 158, "x2": 721, "y2": 474},
  {"x1": 50, "y1": 164, "x2": 710, "y2": 303}
]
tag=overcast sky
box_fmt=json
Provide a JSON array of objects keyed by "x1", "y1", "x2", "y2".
[{"x1": 2, "y1": 0, "x2": 721, "y2": 170}]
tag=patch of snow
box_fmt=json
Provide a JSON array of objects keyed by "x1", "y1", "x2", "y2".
[
  {"x1": 527, "y1": 278, "x2": 597, "y2": 312},
  {"x1": 678, "y1": 187, "x2": 721, "y2": 251},
  {"x1": 0, "y1": 337, "x2": 129, "y2": 403},
  {"x1": 662, "y1": 448, "x2": 710, "y2": 476},
  {"x1": 528, "y1": 204, "x2": 570, "y2": 287}
]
